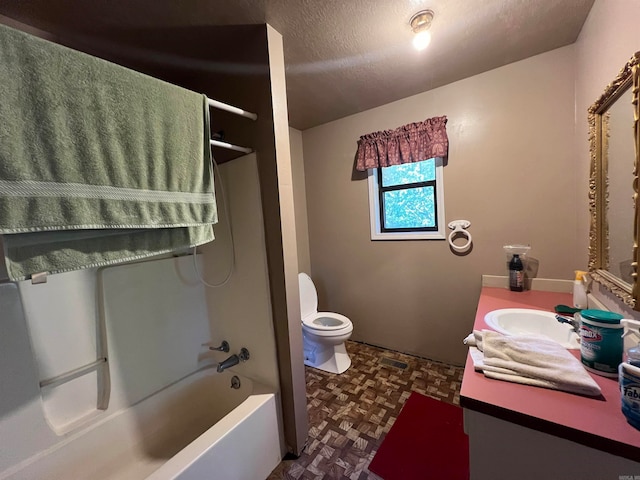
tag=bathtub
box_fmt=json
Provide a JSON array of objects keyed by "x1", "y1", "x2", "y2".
[{"x1": 3, "y1": 369, "x2": 283, "y2": 480}]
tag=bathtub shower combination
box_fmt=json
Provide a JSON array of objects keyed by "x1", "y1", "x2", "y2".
[
  {"x1": 0, "y1": 21, "x2": 286, "y2": 480},
  {"x1": 0, "y1": 256, "x2": 283, "y2": 480}
]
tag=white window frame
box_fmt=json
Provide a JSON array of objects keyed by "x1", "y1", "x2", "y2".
[{"x1": 367, "y1": 157, "x2": 446, "y2": 241}]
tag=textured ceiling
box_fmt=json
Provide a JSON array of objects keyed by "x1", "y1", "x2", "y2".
[{"x1": 0, "y1": 0, "x2": 595, "y2": 130}]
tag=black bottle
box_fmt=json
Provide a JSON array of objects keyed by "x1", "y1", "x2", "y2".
[{"x1": 509, "y1": 254, "x2": 524, "y2": 292}]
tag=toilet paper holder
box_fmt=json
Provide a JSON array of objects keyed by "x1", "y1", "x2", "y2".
[{"x1": 448, "y1": 220, "x2": 472, "y2": 253}]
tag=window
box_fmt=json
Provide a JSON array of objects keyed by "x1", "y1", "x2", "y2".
[{"x1": 367, "y1": 157, "x2": 445, "y2": 240}]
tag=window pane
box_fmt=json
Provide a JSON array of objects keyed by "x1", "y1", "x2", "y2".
[
  {"x1": 381, "y1": 158, "x2": 435, "y2": 187},
  {"x1": 383, "y1": 186, "x2": 435, "y2": 229}
]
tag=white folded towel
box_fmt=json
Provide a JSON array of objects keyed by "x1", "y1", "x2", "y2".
[
  {"x1": 463, "y1": 331, "x2": 484, "y2": 350},
  {"x1": 464, "y1": 330, "x2": 602, "y2": 397},
  {"x1": 468, "y1": 346, "x2": 485, "y2": 371}
]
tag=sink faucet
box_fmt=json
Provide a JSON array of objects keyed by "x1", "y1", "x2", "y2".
[
  {"x1": 216, "y1": 348, "x2": 250, "y2": 373},
  {"x1": 556, "y1": 314, "x2": 579, "y2": 333}
]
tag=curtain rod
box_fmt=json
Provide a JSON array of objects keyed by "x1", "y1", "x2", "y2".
[
  {"x1": 207, "y1": 98, "x2": 257, "y2": 121},
  {"x1": 210, "y1": 139, "x2": 252, "y2": 154}
]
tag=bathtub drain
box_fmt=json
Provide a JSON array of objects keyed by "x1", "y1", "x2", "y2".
[{"x1": 230, "y1": 375, "x2": 241, "y2": 389}]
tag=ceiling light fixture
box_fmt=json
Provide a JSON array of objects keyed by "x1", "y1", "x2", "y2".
[{"x1": 410, "y1": 9, "x2": 434, "y2": 51}]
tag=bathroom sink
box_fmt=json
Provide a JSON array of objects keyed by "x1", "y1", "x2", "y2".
[{"x1": 484, "y1": 308, "x2": 580, "y2": 349}]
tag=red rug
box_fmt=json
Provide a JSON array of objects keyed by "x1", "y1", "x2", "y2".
[{"x1": 368, "y1": 392, "x2": 469, "y2": 480}]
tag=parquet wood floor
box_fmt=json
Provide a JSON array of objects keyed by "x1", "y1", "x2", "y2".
[{"x1": 268, "y1": 341, "x2": 464, "y2": 480}]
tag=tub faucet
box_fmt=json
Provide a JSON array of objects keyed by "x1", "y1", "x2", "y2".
[
  {"x1": 209, "y1": 340, "x2": 230, "y2": 353},
  {"x1": 217, "y1": 348, "x2": 250, "y2": 373}
]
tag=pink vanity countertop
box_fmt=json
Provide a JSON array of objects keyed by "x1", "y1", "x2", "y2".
[{"x1": 460, "y1": 287, "x2": 640, "y2": 461}]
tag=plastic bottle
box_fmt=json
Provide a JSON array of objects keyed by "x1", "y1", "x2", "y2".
[
  {"x1": 619, "y1": 319, "x2": 640, "y2": 431},
  {"x1": 621, "y1": 320, "x2": 640, "y2": 366},
  {"x1": 508, "y1": 254, "x2": 524, "y2": 292},
  {"x1": 573, "y1": 270, "x2": 589, "y2": 309}
]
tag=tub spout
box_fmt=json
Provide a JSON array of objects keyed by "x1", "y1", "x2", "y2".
[
  {"x1": 216, "y1": 348, "x2": 250, "y2": 373},
  {"x1": 217, "y1": 354, "x2": 239, "y2": 372}
]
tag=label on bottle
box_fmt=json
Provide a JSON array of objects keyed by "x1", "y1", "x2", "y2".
[
  {"x1": 579, "y1": 319, "x2": 623, "y2": 375},
  {"x1": 509, "y1": 270, "x2": 524, "y2": 291},
  {"x1": 620, "y1": 363, "x2": 640, "y2": 431}
]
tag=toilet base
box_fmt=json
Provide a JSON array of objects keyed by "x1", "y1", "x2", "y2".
[{"x1": 303, "y1": 341, "x2": 351, "y2": 374}]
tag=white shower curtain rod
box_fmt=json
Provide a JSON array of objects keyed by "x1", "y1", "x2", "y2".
[
  {"x1": 206, "y1": 98, "x2": 255, "y2": 153},
  {"x1": 210, "y1": 139, "x2": 252, "y2": 154},
  {"x1": 207, "y1": 98, "x2": 257, "y2": 121}
]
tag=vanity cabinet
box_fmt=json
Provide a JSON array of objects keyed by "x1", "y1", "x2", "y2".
[
  {"x1": 464, "y1": 410, "x2": 639, "y2": 479},
  {"x1": 461, "y1": 287, "x2": 640, "y2": 480}
]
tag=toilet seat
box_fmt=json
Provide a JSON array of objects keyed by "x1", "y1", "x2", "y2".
[{"x1": 302, "y1": 312, "x2": 353, "y2": 337}]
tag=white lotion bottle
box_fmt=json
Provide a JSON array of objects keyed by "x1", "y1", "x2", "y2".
[{"x1": 573, "y1": 270, "x2": 589, "y2": 309}]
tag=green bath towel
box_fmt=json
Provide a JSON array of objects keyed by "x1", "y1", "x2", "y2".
[{"x1": 0, "y1": 23, "x2": 217, "y2": 281}]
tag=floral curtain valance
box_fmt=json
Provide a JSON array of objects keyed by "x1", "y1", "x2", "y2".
[{"x1": 355, "y1": 116, "x2": 448, "y2": 171}]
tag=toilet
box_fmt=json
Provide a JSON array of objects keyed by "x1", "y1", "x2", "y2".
[{"x1": 298, "y1": 272, "x2": 353, "y2": 374}]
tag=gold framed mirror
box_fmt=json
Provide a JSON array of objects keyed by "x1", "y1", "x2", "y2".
[{"x1": 588, "y1": 52, "x2": 640, "y2": 310}]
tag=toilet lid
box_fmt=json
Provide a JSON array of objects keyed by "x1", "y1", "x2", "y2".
[{"x1": 298, "y1": 272, "x2": 318, "y2": 319}]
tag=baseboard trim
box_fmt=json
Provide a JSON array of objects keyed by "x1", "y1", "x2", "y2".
[{"x1": 482, "y1": 275, "x2": 572, "y2": 293}]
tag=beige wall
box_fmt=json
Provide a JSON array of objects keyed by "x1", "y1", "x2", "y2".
[
  {"x1": 574, "y1": 0, "x2": 640, "y2": 309},
  {"x1": 289, "y1": 127, "x2": 312, "y2": 274},
  {"x1": 302, "y1": 46, "x2": 577, "y2": 365}
]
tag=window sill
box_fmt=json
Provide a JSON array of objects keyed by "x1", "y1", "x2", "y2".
[{"x1": 371, "y1": 232, "x2": 446, "y2": 241}]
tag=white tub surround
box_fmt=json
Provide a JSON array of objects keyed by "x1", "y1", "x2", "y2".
[{"x1": 0, "y1": 256, "x2": 284, "y2": 480}]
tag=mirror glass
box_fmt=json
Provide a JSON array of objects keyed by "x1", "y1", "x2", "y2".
[
  {"x1": 606, "y1": 89, "x2": 635, "y2": 285},
  {"x1": 588, "y1": 52, "x2": 640, "y2": 310}
]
